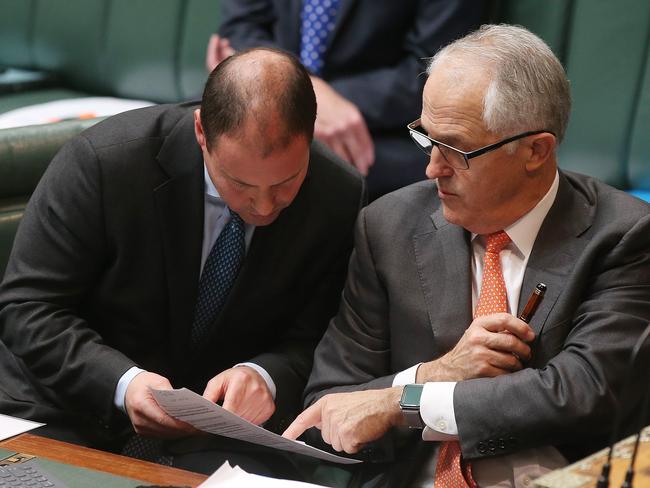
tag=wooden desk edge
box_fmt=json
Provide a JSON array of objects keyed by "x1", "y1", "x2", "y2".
[{"x1": 0, "y1": 433, "x2": 208, "y2": 487}]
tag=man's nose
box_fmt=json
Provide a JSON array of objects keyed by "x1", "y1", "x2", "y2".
[
  {"x1": 253, "y1": 191, "x2": 275, "y2": 216},
  {"x1": 425, "y1": 147, "x2": 454, "y2": 180}
]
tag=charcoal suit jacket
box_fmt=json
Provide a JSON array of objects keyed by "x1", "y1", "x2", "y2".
[
  {"x1": 0, "y1": 102, "x2": 365, "y2": 444},
  {"x1": 305, "y1": 171, "x2": 650, "y2": 486}
]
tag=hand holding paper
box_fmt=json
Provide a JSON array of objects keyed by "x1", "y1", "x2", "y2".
[
  {"x1": 203, "y1": 366, "x2": 275, "y2": 425},
  {"x1": 150, "y1": 388, "x2": 360, "y2": 464}
]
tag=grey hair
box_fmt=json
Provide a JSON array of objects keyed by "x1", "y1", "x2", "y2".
[{"x1": 427, "y1": 24, "x2": 571, "y2": 146}]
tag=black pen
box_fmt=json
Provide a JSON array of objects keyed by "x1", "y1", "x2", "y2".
[{"x1": 519, "y1": 283, "x2": 546, "y2": 323}]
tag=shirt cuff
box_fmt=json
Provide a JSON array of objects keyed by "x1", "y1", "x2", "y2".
[
  {"x1": 392, "y1": 363, "x2": 421, "y2": 386},
  {"x1": 114, "y1": 366, "x2": 146, "y2": 413},
  {"x1": 234, "y1": 362, "x2": 277, "y2": 400},
  {"x1": 421, "y1": 382, "x2": 459, "y2": 441}
]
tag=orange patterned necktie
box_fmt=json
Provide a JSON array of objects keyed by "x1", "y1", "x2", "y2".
[{"x1": 434, "y1": 231, "x2": 511, "y2": 488}]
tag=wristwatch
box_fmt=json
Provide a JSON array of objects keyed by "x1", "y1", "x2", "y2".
[{"x1": 399, "y1": 384, "x2": 425, "y2": 429}]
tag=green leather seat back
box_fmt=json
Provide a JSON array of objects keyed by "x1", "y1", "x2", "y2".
[
  {"x1": 627, "y1": 45, "x2": 650, "y2": 192},
  {"x1": 179, "y1": 0, "x2": 220, "y2": 100},
  {"x1": 31, "y1": 0, "x2": 107, "y2": 92},
  {"x1": 557, "y1": 0, "x2": 650, "y2": 187},
  {"x1": 103, "y1": 0, "x2": 186, "y2": 102},
  {"x1": 0, "y1": 118, "x2": 103, "y2": 277},
  {"x1": 0, "y1": 118, "x2": 103, "y2": 199},
  {"x1": 495, "y1": 0, "x2": 573, "y2": 61},
  {"x1": 0, "y1": 0, "x2": 36, "y2": 69},
  {"x1": 0, "y1": 0, "x2": 217, "y2": 105}
]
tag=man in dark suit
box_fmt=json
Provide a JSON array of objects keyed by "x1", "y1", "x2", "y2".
[
  {"x1": 0, "y1": 48, "x2": 365, "y2": 473},
  {"x1": 210, "y1": 0, "x2": 486, "y2": 199},
  {"x1": 284, "y1": 25, "x2": 650, "y2": 486}
]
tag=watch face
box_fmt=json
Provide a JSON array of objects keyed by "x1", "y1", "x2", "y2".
[{"x1": 401, "y1": 384, "x2": 424, "y2": 408}]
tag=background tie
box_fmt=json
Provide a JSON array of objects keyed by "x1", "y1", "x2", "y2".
[
  {"x1": 299, "y1": 0, "x2": 340, "y2": 75},
  {"x1": 190, "y1": 210, "x2": 246, "y2": 351},
  {"x1": 434, "y1": 230, "x2": 511, "y2": 488}
]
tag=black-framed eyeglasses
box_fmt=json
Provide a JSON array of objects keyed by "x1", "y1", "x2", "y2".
[{"x1": 407, "y1": 119, "x2": 555, "y2": 170}]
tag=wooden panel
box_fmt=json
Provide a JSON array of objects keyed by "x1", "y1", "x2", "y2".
[{"x1": 0, "y1": 434, "x2": 207, "y2": 487}]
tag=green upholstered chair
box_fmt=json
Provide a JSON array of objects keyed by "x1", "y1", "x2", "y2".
[
  {"x1": 497, "y1": 0, "x2": 650, "y2": 202},
  {"x1": 0, "y1": 118, "x2": 103, "y2": 278},
  {"x1": 0, "y1": 0, "x2": 219, "y2": 111}
]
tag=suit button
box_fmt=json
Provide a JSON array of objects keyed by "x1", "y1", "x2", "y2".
[
  {"x1": 477, "y1": 442, "x2": 487, "y2": 454},
  {"x1": 498, "y1": 438, "x2": 506, "y2": 450},
  {"x1": 487, "y1": 439, "x2": 496, "y2": 452}
]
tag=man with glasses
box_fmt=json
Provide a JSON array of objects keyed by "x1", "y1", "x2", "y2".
[{"x1": 284, "y1": 25, "x2": 650, "y2": 487}]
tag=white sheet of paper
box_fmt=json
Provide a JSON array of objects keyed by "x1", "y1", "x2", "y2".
[
  {"x1": 0, "y1": 97, "x2": 154, "y2": 129},
  {"x1": 199, "y1": 461, "x2": 329, "y2": 487},
  {"x1": 151, "y1": 388, "x2": 361, "y2": 464},
  {"x1": 0, "y1": 414, "x2": 44, "y2": 442}
]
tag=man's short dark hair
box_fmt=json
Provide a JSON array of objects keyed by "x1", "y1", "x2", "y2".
[{"x1": 200, "y1": 47, "x2": 316, "y2": 152}]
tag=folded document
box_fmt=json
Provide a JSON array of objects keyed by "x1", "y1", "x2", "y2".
[
  {"x1": 151, "y1": 388, "x2": 361, "y2": 465},
  {"x1": 199, "y1": 461, "x2": 328, "y2": 487}
]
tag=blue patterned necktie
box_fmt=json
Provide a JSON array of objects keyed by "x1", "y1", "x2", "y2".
[
  {"x1": 122, "y1": 211, "x2": 245, "y2": 464},
  {"x1": 300, "y1": 0, "x2": 340, "y2": 75},
  {"x1": 190, "y1": 210, "x2": 246, "y2": 350}
]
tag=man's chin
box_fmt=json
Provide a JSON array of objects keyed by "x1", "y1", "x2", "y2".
[{"x1": 243, "y1": 211, "x2": 281, "y2": 226}]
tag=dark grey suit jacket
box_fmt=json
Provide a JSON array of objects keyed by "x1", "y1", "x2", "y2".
[
  {"x1": 305, "y1": 171, "x2": 650, "y2": 483},
  {"x1": 0, "y1": 102, "x2": 365, "y2": 445},
  {"x1": 219, "y1": 0, "x2": 486, "y2": 197}
]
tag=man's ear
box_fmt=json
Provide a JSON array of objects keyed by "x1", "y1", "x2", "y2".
[
  {"x1": 525, "y1": 132, "x2": 556, "y2": 172},
  {"x1": 194, "y1": 109, "x2": 208, "y2": 150}
]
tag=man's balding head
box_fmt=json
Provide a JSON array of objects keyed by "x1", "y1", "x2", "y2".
[{"x1": 200, "y1": 48, "x2": 316, "y2": 155}]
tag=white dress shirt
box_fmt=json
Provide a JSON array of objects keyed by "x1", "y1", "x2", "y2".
[
  {"x1": 113, "y1": 163, "x2": 276, "y2": 412},
  {"x1": 395, "y1": 172, "x2": 567, "y2": 487}
]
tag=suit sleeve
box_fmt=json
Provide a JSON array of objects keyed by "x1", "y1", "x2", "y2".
[
  {"x1": 455, "y1": 213, "x2": 650, "y2": 460},
  {"x1": 303, "y1": 207, "x2": 400, "y2": 409},
  {"x1": 0, "y1": 135, "x2": 137, "y2": 423},
  {"x1": 328, "y1": 0, "x2": 486, "y2": 130}
]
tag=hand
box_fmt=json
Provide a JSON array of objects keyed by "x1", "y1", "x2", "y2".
[
  {"x1": 206, "y1": 34, "x2": 235, "y2": 72},
  {"x1": 310, "y1": 76, "x2": 375, "y2": 176},
  {"x1": 125, "y1": 371, "x2": 197, "y2": 438},
  {"x1": 417, "y1": 313, "x2": 535, "y2": 382},
  {"x1": 203, "y1": 366, "x2": 275, "y2": 425},
  {"x1": 282, "y1": 388, "x2": 402, "y2": 454}
]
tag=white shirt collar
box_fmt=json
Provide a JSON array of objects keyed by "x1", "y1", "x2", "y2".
[
  {"x1": 472, "y1": 171, "x2": 559, "y2": 258},
  {"x1": 204, "y1": 162, "x2": 221, "y2": 199}
]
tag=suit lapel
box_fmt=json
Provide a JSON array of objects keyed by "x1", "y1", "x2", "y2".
[
  {"x1": 413, "y1": 206, "x2": 473, "y2": 355},
  {"x1": 519, "y1": 172, "x2": 594, "y2": 339},
  {"x1": 154, "y1": 113, "x2": 204, "y2": 375}
]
